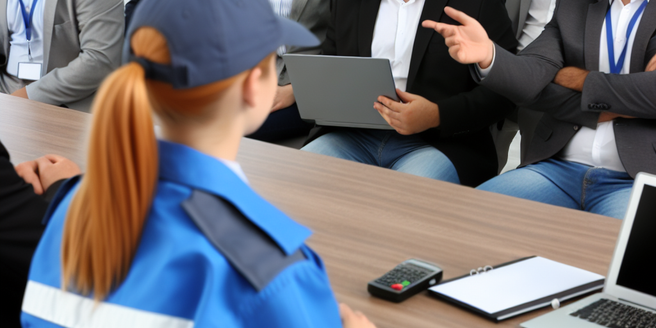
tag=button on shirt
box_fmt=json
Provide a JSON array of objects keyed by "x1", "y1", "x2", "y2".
[
  {"x1": 560, "y1": 0, "x2": 648, "y2": 173},
  {"x1": 517, "y1": 0, "x2": 557, "y2": 51},
  {"x1": 6, "y1": 0, "x2": 45, "y2": 77},
  {"x1": 269, "y1": 0, "x2": 294, "y2": 56},
  {"x1": 371, "y1": 0, "x2": 425, "y2": 92}
]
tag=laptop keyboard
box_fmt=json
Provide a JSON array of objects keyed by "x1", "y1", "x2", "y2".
[{"x1": 569, "y1": 298, "x2": 656, "y2": 328}]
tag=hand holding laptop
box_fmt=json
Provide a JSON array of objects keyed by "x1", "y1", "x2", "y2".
[{"x1": 374, "y1": 89, "x2": 441, "y2": 136}]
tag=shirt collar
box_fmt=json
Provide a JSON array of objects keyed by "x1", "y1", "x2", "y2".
[
  {"x1": 609, "y1": 0, "x2": 649, "y2": 5},
  {"x1": 157, "y1": 140, "x2": 311, "y2": 255}
]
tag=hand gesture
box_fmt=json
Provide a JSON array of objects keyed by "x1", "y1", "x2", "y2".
[
  {"x1": 374, "y1": 89, "x2": 440, "y2": 135},
  {"x1": 422, "y1": 7, "x2": 494, "y2": 68},
  {"x1": 340, "y1": 303, "x2": 377, "y2": 328}
]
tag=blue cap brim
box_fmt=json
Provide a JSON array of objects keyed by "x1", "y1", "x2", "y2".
[{"x1": 277, "y1": 17, "x2": 321, "y2": 48}]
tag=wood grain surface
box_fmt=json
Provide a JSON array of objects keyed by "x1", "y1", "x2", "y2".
[{"x1": 0, "y1": 94, "x2": 623, "y2": 328}]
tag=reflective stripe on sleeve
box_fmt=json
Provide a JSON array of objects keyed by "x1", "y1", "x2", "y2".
[{"x1": 22, "y1": 281, "x2": 194, "y2": 328}]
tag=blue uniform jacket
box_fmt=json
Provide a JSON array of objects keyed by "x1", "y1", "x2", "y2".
[{"x1": 21, "y1": 140, "x2": 342, "y2": 328}]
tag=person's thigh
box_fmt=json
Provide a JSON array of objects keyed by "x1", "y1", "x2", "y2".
[
  {"x1": 301, "y1": 130, "x2": 382, "y2": 165},
  {"x1": 477, "y1": 166, "x2": 580, "y2": 210},
  {"x1": 584, "y1": 170, "x2": 634, "y2": 219},
  {"x1": 389, "y1": 146, "x2": 460, "y2": 183}
]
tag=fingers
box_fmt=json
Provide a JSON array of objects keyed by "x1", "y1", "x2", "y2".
[
  {"x1": 340, "y1": 303, "x2": 377, "y2": 328},
  {"x1": 15, "y1": 160, "x2": 44, "y2": 195},
  {"x1": 339, "y1": 303, "x2": 354, "y2": 319},
  {"x1": 376, "y1": 96, "x2": 403, "y2": 113},
  {"x1": 395, "y1": 89, "x2": 418, "y2": 103},
  {"x1": 43, "y1": 154, "x2": 66, "y2": 163},
  {"x1": 443, "y1": 6, "x2": 476, "y2": 26},
  {"x1": 424, "y1": 20, "x2": 458, "y2": 38}
]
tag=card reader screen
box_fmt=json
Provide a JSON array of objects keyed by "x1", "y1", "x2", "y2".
[{"x1": 616, "y1": 185, "x2": 656, "y2": 297}]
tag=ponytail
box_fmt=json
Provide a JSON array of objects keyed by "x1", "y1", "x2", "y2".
[{"x1": 61, "y1": 61, "x2": 158, "y2": 300}]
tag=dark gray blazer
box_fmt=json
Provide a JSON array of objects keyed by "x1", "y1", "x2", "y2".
[
  {"x1": 478, "y1": 0, "x2": 656, "y2": 178},
  {"x1": 276, "y1": 0, "x2": 330, "y2": 86}
]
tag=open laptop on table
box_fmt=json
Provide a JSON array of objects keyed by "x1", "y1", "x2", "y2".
[
  {"x1": 282, "y1": 54, "x2": 399, "y2": 130},
  {"x1": 522, "y1": 172, "x2": 656, "y2": 328}
]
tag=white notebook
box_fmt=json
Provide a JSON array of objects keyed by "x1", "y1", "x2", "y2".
[{"x1": 428, "y1": 256, "x2": 605, "y2": 321}]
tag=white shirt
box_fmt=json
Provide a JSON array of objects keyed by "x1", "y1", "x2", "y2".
[
  {"x1": 7, "y1": 0, "x2": 45, "y2": 77},
  {"x1": 560, "y1": 0, "x2": 648, "y2": 172},
  {"x1": 371, "y1": 0, "x2": 425, "y2": 92},
  {"x1": 220, "y1": 159, "x2": 249, "y2": 184},
  {"x1": 517, "y1": 0, "x2": 557, "y2": 51},
  {"x1": 269, "y1": 0, "x2": 294, "y2": 56}
]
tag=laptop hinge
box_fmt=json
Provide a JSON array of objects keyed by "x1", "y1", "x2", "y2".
[{"x1": 619, "y1": 298, "x2": 656, "y2": 312}]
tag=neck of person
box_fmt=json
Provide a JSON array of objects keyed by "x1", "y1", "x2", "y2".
[{"x1": 157, "y1": 92, "x2": 247, "y2": 162}]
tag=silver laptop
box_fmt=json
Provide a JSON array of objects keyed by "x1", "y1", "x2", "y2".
[
  {"x1": 282, "y1": 54, "x2": 399, "y2": 130},
  {"x1": 522, "y1": 172, "x2": 656, "y2": 328}
]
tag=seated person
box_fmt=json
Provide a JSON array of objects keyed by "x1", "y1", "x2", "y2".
[
  {"x1": 301, "y1": 0, "x2": 517, "y2": 187},
  {"x1": 21, "y1": 0, "x2": 375, "y2": 327},
  {"x1": 247, "y1": 0, "x2": 330, "y2": 142},
  {"x1": 427, "y1": 0, "x2": 656, "y2": 219},
  {"x1": 0, "y1": 141, "x2": 79, "y2": 327},
  {"x1": 0, "y1": 0, "x2": 124, "y2": 112}
]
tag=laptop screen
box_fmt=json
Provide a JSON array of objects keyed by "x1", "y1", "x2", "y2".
[{"x1": 616, "y1": 184, "x2": 656, "y2": 297}]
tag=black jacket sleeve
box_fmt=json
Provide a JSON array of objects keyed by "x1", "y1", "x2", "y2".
[{"x1": 0, "y1": 141, "x2": 62, "y2": 327}]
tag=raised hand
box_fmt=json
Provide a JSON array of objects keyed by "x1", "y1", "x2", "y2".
[{"x1": 422, "y1": 7, "x2": 494, "y2": 68}]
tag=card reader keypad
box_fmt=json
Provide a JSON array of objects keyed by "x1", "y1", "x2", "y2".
[{"x1": 375, "y1": 263, "x2": 431, "y2": 291}]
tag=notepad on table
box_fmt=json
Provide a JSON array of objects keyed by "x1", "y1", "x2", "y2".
[{"x1": 428, "y1": 256, "x2": 605, "y2": 322}]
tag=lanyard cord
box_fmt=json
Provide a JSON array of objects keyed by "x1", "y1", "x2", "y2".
[
  {"x1": 17, "y1": 0, "x2": 39, "y2": 58},
  {"x1": 606, "y1": 0, "x2": 648, "y2": 74}
]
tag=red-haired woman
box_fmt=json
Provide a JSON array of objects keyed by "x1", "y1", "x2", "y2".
[{"x1": 20, "y1": 0, "x2": 375, "y2": 327}]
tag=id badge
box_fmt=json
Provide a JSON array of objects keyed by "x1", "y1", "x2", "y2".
[{"x1": 17, "y1": 62, "x2": 42, "y2": 80}]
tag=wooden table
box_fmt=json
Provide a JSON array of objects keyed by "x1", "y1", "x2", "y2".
[{"x1": 0, "y1": 94, "x2": 623, "y2": 328}]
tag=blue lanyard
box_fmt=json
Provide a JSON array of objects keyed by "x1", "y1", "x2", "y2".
[
  {"x1": 605, "y1": 0, "x2": 648, "y2": 74},
  {"x1": 17, "y1": 0, "x2": 39, "y2": 42}
]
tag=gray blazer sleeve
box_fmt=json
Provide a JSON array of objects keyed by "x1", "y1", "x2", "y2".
[
  {"x1": 478, "y1": 20, "x2": 565, "y2": 106},
  {"x1": 26, "y1": 0, "x2": 124, "y2": 105},
  {"x1": 277, "y1": 0, "x2": 330, "y2": 86},
  {"x1": 581, "y1": 69, "x2": 656, "y2": 119}
]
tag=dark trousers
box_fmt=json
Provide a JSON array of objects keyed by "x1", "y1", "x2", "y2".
[{"x1": 247, "y1": 103, "x2": 313, "y2": 142}]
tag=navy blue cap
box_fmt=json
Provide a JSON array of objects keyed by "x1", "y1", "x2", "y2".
[{"x1": 123, "y1": 0, "x2": 320, "y2": 89}]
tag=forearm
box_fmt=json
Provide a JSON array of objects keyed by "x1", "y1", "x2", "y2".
[
  {"x1": 477, "y1": 43, "x2": 563, "y2": 106},
  {"x1": 581, "y1": 71, "x2": 656, "y2": 119},
  {"x1": 524, "y1": 83, "x2": 599, "y2": 129}
]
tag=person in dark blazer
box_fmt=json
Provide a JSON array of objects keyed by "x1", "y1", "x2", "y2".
[
  {"x1": 0, "y1": 140, "x2": 79, "y2": 327},
  {"x1": 248, "y1": 0, "x2": 330, "y2": 142},
  {"x1": 301, "y1": 0, "x2": 517, "y2": 187},
  {"x1": 428, "y1": 0, "x2": 656, "y2": 219}
]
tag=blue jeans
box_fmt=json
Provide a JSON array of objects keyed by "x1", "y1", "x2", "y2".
[
  {"x1": 302, "y1": 129, "x2": 460, "y2": 183},
  {"x1": 477, "y1": 159, "x2": 634, "y2": 219}
]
